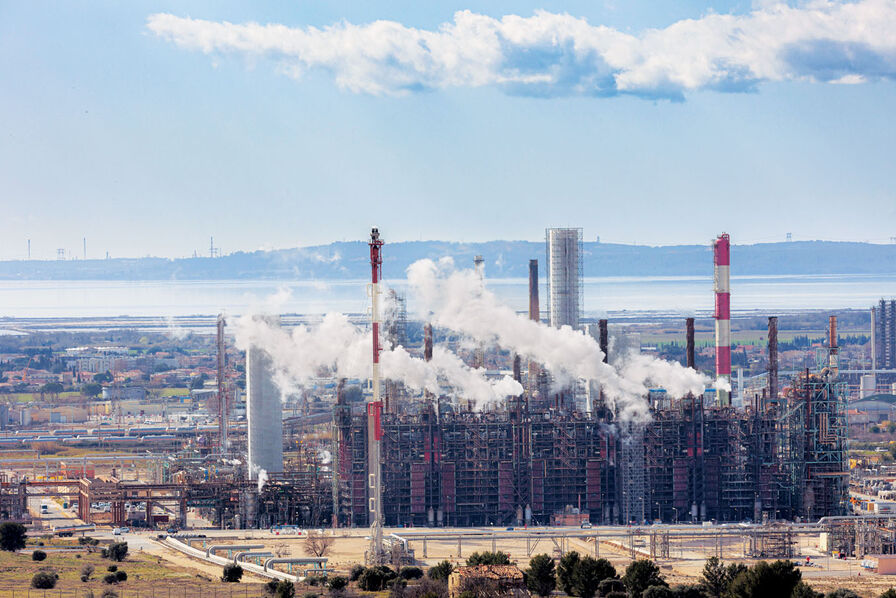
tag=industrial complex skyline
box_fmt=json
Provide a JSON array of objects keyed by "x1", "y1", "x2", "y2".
[{"x1": 1, "y1": 1, "x2": 895, "y2": 260}]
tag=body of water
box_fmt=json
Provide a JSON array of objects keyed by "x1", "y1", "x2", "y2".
[{"x1": 0, "y1": 274, "x2": 894, "y2": 320}]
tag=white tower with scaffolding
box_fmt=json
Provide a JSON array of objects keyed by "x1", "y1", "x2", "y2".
[{"x1": 546, "y1": 228, "x2": 583, "y2": 330}]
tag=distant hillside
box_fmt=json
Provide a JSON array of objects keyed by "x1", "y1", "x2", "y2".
[{"x1": 0, "y1": 241, "x2": 894, "y2": 280}]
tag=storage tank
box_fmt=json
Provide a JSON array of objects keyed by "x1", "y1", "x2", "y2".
[{"x1": 861, "y1": 374, "x2": 877, "y2": 398}]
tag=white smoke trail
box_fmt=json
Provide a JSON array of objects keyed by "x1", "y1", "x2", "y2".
[
  {"x1": 233, "y1": 308, "x2": 522, "y2": 409},
  {"x1": 406, "y1": 258, "x2": 711, "y2": 420},
  {"x1": 249, "y1": 463, "x2": 269, "y2": 491}
]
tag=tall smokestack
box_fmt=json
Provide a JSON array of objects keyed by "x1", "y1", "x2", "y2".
[
  {"x1": 829, "y1": 315, "x2": 839, "y2": 372},
  {"x1": 686, "y1": 317, "x2": 695, "y2": 370},
  {"x1": 513, "y1": 354, "x2": 522, "y2": 383},
  {"x1": 768, "y1": 317, "x2": 778, "y2": 402},
  {"x1": 713, "y1": 233, "x2": 731, "y2": 407},
  {"x1": 423, "y1": 323, "x2": 433, "y2": 362},
  {"x1": 216, "y1": 314, "x2": 228, "y2": 454},
  {"x1": 598, "y1": 319, "x2": 609, "y2": 364},
  {"x1": 872, "y1": 307, "x2": 877, "y2": 372},
  {"x1": 367, "y1": 227, "x2": 384, "y2": 563},
  {"x1": 528, "y1": 260, "x2": 540, "y2": 402},
  {"x1": 528, "y1": 260, "x2": 539, "y2": 322}
]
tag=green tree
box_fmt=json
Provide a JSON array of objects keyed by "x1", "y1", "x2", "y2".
[
  {"x1": 94, "y1": 371, "x2": 113, "y2": 384},
  {"x1": 0, "y1": 522, "x2": 27, "y2": 551},
  {"x1": 466, "y1": 551, "x2": 511, "y2": 566},
  {"x1": 558, "y1": 551, "x2": 581, "y2": 595},
  {"x1": 700, "y1": 557, "x2": 735, "y2": 598},
  {"x1": 328, "y1": 575, "x2": 348, "y2": 594},
  {"x1": 83, "y1": 382, "x2": 103, "y2": 398},
  {"x1": 642, "y1": 587, "x2": 674, "y2": 598},
  {"x1": 189, "y1": 373, "x2": 208, "y2": 390},
  {"x1": 726, "y1": 560, "x2": 801, "y2": 598},
  {"x1": 400, "y1": 567, "x2": 424, "y2": 580},
  {"x1": 428, "y1": 561, "x2": 454, "y2": 582},
  {"x1": 599, "y1": 579, "x2": 626, "y2": 596},
  {"x1": 573, "y1": 556, "x2": 616, "y2": 598},
  {"x1": 102, "y1": 541, "x2": 129, "y2": 562},
  {"x1": 275, "y1": 580, "x2": 296, "y2": 598},
  {"x1": 881, "y1": 589, "x2": 896, "y2": 598},
  {"x1": 791, "y1": 584, "x2": 822, "y2": 598},
  {"x1": 623, "y1": 560, "x2": 667, "y2": 598},
  {"x1": 673, "y1": 585, "x2": 705, "y2": 598},
  {"x1": 525, "y1": 554, "x2": 556, "y2": 598},
  {"x1": 358, "y1": 567, "x2": 387, "y2": 591},
  {"x1": 222, "y1": 563, "x2": 243, "y2": 582}
]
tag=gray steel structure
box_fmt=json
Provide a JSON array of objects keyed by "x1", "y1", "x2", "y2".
[
  {"x1": 876, "y1": 299, "x2": 896, "y2": 370},
  {"x1": 247, "y1": 318, "x2": 283, "y2": 478},
  {"x1": 545, "y1": 228, "x2": 583, "y2": 330}
]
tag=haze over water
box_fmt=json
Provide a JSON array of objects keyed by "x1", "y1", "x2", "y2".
[{"x1": 0, "y1": 274, "x2": 894, "y2": 320}]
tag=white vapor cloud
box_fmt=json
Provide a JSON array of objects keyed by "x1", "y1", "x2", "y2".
[
  {"x1": 147, "y1": 2, "x2": 896, "y2": 99},
  {"x1": 406, "y1": 257, "x2": 710, "y2": 421},
  {"x1": 233, "y1": 307, "x2": 522, "y2": 410}
]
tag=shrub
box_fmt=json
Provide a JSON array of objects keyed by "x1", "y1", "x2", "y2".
[
  {"x1": 358, "y1": 567, "x2": 387, "y2": 591},
  {"x1": 222, "y1": 563, "x2": 243, "y2": 583},
  {"x1": 275, "y1": 580, "x2": 296, "y2": 598},
  {"x1": 0, "y1": 522, "x2": 27, "y2": 552},
  {"x1": 107, "y1": 565, "x2": 118, "y2": 572},
  {"x1": 32, "y1": 549, "x2": 47, "y2": 561},
  {"x1": 82, "y1": 564, "x2": 95, "y2": 578},
  {"x1": 428, "y1": 561, "x2": 454, "y2": 582},
  {"x1": 114, "y1": 570, "x2": 127, "y2": 582},
  {"x1": 81, "y1": 575, "x2": 90, "y2": 582},
  {"x1": 304, "y1": 594, "x2": 320, "y2": 598},
  {"x1": 103, "y1": 573, "x2": 119, "y2": 584},
  {"x1": 266, "y1": 579, "x2": 282, "y2": 595},
  {"x1": 329, "y1": 575, "x2": 349, "y2": 592},
  {"x1": 826, "y1": 590, "x2": 859, "y2": 598},
  {"x1": 642, "y1": 586, "x2": 674, "y2": 598},
  {"x1": 103, "y1": 542, "x2": 128, "y2": 562},
  {"x1": 400, "y1": 566, "x2": 424, "y2": 580},
  {"x1": 350, "y1": 564, "x2": 366, "y2": 581},
  {"x1": 32, "y1": 571, "x2": 58, "y2": 589},
  {"x1": 101, "y1": 590, "x2": 120, "y2": 598},
  {"x1": 882, "y1": 590, "x2": 896, "y2": 598}
]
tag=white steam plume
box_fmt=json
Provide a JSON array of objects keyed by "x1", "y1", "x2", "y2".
[
  {"x1": 233, "y1": 308, "x2": 522, "y2": 410},
  {"x1": 407, "y1": 258, "x2": 710, "y2": 420}
]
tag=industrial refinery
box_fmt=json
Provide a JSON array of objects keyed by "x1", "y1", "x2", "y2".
[{"x1": 2, "y1": 228, "x2": 896, "y2": 595}]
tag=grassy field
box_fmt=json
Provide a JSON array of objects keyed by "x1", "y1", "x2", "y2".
[{"x1": 0, "y1": 540, "x2": 270, "y2": 597}]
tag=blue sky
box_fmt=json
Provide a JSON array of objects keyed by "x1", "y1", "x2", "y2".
[{"x1": 1, "y1": 1, "x2": 894, "y2": 260}]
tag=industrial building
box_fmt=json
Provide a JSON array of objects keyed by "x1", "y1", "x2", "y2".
[
  {"x1": 333, "y1": 232, "x2": 849, "y2": 530},
  {"x1": 875, "y1": 299, "x2": 896, "y2": 370},
  {"x1": 333, "y1": 316, "x2": 848, "y2": 527}
]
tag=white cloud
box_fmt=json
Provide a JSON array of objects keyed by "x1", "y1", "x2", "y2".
[{"x1": 147, "y1": 1, "x2": 896, "y2": 99}]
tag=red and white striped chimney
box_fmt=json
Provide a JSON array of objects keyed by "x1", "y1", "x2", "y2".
[{"x1": 713, "y1": 233, "x2": 731, "y2": 407}]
